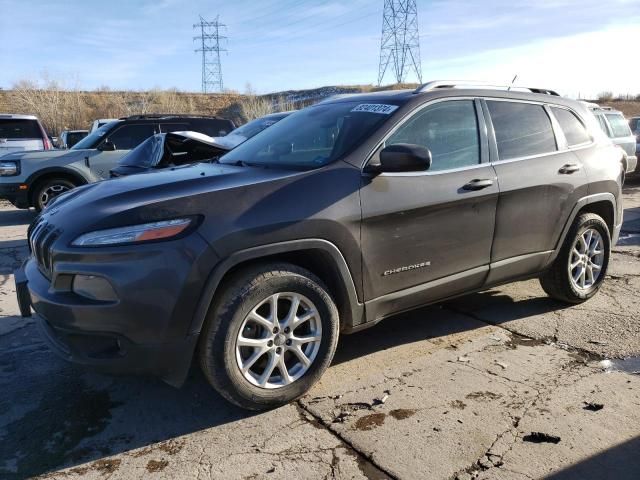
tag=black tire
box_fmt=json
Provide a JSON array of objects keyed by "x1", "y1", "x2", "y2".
[
  {"x1": 32, "y1": 177, "x2": 76, "y2": 212},
  {"x1": 199, "y1": 263, "x2": 340, "y2": 410},
  {"x1": 540, "y1": 213, "x2": 610, "y2": 304}
]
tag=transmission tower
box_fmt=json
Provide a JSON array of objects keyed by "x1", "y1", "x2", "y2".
[
  {"x1": 377, "y1": 1, "x2": 423, "y2": 85},
  {"x1": 193, "y1": 15, "x2": 226, "y2": 93}
]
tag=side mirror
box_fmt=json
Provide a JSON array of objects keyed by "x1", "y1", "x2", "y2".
[
  {"x1": 99, "y1": 140, "x2": 116, "y2": 152},
  {"x1": 367, "y1": 143, "x2": 432, "y2": 173}
]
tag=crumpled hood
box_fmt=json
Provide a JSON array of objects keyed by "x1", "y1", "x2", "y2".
[{"x1": 211, "y1": 134, "x2": 246, "y2": 150}]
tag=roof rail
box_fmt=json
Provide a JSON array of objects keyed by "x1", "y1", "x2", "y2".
[
  {"x1": 121, "y1": 114, "x2": 221, "y2": 120},
  {"x1": 413, "y1": 80, "x2": 560, "y2": 96}
]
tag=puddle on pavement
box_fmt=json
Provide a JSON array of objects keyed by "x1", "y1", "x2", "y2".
[
  {"x1": 146, "y1": 459, "x2": 169, "y2": 473},
  {"x1": 389, "y1": 408, "x2": 417, "y2": 420},
  {"x1": 601, "y1": 357, "x2": 640, "y2": 375},
  {"x1": 343, "y1": 448, "x2": 392, "y2": 480},
  {"x1": 354, "y1": 413, "x2": 386, "y2": 431},
  {"x1": 0, "y1": 378, "x2": 121, "y2": 479}
]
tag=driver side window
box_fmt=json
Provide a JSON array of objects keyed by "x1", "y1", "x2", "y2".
[{"x1": 386, "y1": 100, "x2": 480, "y2": 171}]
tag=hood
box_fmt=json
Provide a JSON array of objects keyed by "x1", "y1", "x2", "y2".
[
  {"x1": 43, "y1": 162, "x2": 298, "y2": 234},
  {"x1": 1, "y1": 148, "x2": 91, "y2": 162}
]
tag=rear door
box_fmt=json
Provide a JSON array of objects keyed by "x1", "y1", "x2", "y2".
[
  {"x1": 360, "y1": 99, "x2": 499, "y2": 318},
  {"x1": 88, "y1": 123, "x2": 158, "y2": 179},
  {"x1": 0, "y1": 118, "x2": 44, "y2": 155},
  {"x1": 484, "y1": 99, "x2": 589, "y2": 283}
]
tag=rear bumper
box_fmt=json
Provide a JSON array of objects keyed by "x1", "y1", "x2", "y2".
[{"x1": 0, "y1": 182, "x2": 29, "y2": 208}]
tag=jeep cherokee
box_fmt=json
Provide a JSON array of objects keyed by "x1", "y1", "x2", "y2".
[{"x1": 15, "y1": 81, "x2": 624, "y2": 410}]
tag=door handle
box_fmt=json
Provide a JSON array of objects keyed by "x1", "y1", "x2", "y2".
[
  {"x1": 559, "y1": 163, "x2": 580, "y2": 174},
  {"x1": 462, "y1": 179, "x2": 494, "y2": 191}
]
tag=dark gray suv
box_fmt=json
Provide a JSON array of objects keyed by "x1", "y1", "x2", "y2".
[{"x1": 15, "y1": 81, "x2": 624, "y2": 410}]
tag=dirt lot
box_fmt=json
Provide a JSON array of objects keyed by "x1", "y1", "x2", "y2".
[{"x1": 0, "y1": 181, "x2": 639, "y2": 480}]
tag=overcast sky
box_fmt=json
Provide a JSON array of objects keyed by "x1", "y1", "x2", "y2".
[{"x1": 1, "y1": 0, "x2": 639, "y2": 97}]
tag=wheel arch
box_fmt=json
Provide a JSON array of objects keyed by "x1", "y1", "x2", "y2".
[
  {"x1": 549, "y1": 193, "x2": 617, "y2": 265},
  {"x1": 189, "y1": 239, "x2": 365, "y2": 337},
  {"x1": 26, "y1": 168, "x2": 89, "y2": 206}
]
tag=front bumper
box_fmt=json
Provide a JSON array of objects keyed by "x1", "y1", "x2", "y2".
[
  {"x1": 0, "y1": 182, "x2": 29, "y2": 208},
  {"x1": 17, "y1": 233, "x2": 218, "y2": 386},
  {"x1": 627, "y1": 155, "x2": 638, "y2": 174}
]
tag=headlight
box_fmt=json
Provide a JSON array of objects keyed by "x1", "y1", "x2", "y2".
[
  {"x1": 72, "y1": 218, "x2": 194, "y2": 246},
  {"x1": 0, "y1": 161, "x2": 19, "y2": 176}
]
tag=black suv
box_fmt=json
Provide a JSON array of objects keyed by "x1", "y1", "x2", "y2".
[
  {"x1": 0, "y1": 114, "x2": 235, "y2": 211},
  {"x1": 16, "y1": 82, "x2": 623, "y2": 410}
]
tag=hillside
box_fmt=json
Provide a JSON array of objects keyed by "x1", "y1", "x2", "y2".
[{"x1": 1, "y1": 85, "x2": 638, "y2": 135}]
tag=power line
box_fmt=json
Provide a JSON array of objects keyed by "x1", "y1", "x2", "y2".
[
  {"x1": 193, "y1": 15, "x2": 226, "y2": 93},
  {"x1": 377, "y1": 0, "x2": 423, "y2": 85},
  {"x1": 232, "y1": 8, "x2": 380, "y2": 50}
]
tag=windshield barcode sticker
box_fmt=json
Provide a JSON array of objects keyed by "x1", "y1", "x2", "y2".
[{"x1": 351, "y1": 104, "x2": 399, "y2": 115}]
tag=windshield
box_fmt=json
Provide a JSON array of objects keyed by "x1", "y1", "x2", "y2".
[
  {"x1": 72, "y1": 121, "x2": 120, "y2": 150},
  {"x1": 119, "y1": 134, "x2": 165, "y2": 168},
  {"x1": 219, "y1": 102, "x2": 397, "y2": 170}
]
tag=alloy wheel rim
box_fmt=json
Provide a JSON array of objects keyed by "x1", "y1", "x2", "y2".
[
  {"x1": 40, "y1": 184, "x2": 70, "y2": 207},
  {"x1": 569, "y1": 228, "x2": 604, "y2": 290},
  {"x1": 235, "y1": 292, "x2": 322, "y2": 389}
]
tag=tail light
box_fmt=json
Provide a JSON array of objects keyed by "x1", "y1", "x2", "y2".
[{"x1": 38, "y1": 123, "x2": 52, "y2": 150}]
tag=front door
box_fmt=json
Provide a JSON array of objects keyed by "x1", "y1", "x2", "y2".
[{"x1": 360, "y1": 99, "x2": 498, "y2": 319}]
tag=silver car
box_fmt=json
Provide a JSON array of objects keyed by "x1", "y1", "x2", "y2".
[
  {"x1": 57, "y1": 129, "x2": 89, "y2": 149},
  {"x1": 0, "y1": 114, "x2": 53, "y2": 157},
  {"x1": 588, "y1": 105, "x2": 637, "y2": 176}
]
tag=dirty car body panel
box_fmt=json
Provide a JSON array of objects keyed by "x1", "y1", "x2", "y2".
[{"x1": 16, "y1": 87, "x2": 623, "y2": 387}]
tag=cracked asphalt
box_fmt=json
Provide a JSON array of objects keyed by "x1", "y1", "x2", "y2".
[{"x1": 1, "y1": 180, "x2": 639, "y2": 480}]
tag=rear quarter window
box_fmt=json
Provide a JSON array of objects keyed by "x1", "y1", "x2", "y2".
[
  {"x1": 551, "y1": 107, "x2": 591, "y2": 146},
  {"x1": 487, "y1": 101, "x2": 557, "y2": 160},
  {"x1": 605, "y1": 114, "x2": 632, "y2": 138},
  {"x1": 0, "y1": 119, "x2": 41, "y2": 139}
]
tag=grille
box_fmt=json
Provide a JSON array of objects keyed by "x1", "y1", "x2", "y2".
[{"x1": 28, "y1": 217, "x2": 61, "y2": 279}]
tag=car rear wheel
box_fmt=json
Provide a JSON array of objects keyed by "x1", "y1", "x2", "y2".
[
  {"x1": 32, "y1": 177, "x2": 76, "y2": 211},
  {"x1": 540, "y1": 213, "x2": 610, "y2": 303},
  {"x1": 198, "y1": 263, "x2": 339, "y2": 410}
]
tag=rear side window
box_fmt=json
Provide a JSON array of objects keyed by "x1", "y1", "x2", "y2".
[
  {"x1": 386, "y1": 100, "x2": 480, "y2": 171},
  {"x1": 160, "y1": 123, "x2": 190, "y2": 133},
  {"x1": 0, "y1": 119, "x2": 41, "y2": 139},
  {"x1": 605, "y1": 114, "x2": 632, "y2": 138},
  {"x1": 595, "y1": 114, "x2": 610, "y2": 136},
  {"x1": 106, "y1": 124, "x2": 157, "y2": 150},
  {"x1": 487, "y1": 101, "x2": 557, "y2": 160},
  {"x1": 551, "y1": 107, "x2": 591, "y2": 146},
  {"x1": 194, "y1": 119, "x2": 234, "y2": 137}
]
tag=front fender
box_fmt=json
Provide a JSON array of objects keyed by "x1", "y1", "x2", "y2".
[{"x1": 188, "y1": 239, "x2": 365, "y2": 336}]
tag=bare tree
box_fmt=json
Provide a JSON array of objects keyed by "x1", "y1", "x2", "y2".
[{"x1": 237, "y1": 83, "x2": 273, "y2": 122}]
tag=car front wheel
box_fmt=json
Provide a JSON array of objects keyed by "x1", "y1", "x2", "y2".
[
  {"x1": 199, "y1": 263, "x2": 339, "y2": 410},
  {"x1": 32, "y1": 177, "x2": 76, "y2": 211}
]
